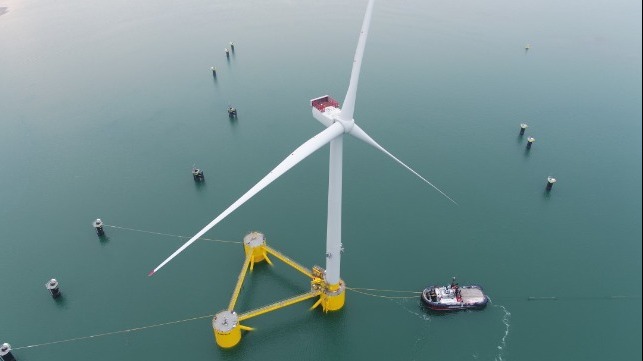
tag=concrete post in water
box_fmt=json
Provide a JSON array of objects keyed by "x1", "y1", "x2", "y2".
[
  {"x1": 519, "y1": 123, "x2": 528, "y2": 135},
  {"x1": 45, "y1": 278, "x2": 62, "y2": 299},
  {"x1": 93, "y1": 218, "x2": 105, "y2": 236},
  {"x1": 0, "y1": 343, "x2": 16, "y2": 361},
  {"x1": 526, "y1": 137, "x2": 535, "y2": 149},
  {"x1": 192, "y1": 167, "x2": 205, "y2": 181},
  {"x1": 546, "y1": 176, "x2": 556, "y2": 191}
]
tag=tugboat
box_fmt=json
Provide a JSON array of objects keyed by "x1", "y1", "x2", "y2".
[{"x1": 421, "y1": 277, "x2": 489, "y2": 311}]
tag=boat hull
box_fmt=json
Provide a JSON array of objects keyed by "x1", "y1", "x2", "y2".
[{"x1": 421, "y1": 285, "x2": 489, "y2": 311}]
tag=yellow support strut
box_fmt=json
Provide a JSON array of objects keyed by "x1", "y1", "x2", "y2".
[
  {"x1": 228, "y1": 254, "x2": 251, "y2": 311},
  {"x1": 264, "y1": 245, "x2": 313, "y2": 278},
  {"x1": 238, "y1": 290, "x2": 321, "y2": 322}
]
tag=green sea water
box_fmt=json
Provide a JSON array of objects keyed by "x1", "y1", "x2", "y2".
[{"x1": 1, "y1": 0, "x2": 641, "y2": 360}]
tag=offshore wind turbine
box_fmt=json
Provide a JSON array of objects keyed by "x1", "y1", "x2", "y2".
[{"x1": 149, "y1": 0, "x2": 455, "y2": 346}]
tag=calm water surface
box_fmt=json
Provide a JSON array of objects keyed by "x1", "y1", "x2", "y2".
[{"x1": 1, "y1": 0, "x2": 641, "y2": 360}]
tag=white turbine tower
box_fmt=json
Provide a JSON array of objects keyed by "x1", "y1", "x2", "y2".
[{"x1": 149, "y1": 0, "x2": 455, "y2": 311}]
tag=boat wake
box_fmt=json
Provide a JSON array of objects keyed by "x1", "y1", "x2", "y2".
[
  {"x1": 492, "y1": 300, "x2": 511, "y2": 361},
  {"x1": 388, "y1": 297, "x2": 512, "y2": 361},
  {"x1": 389, "y1": 298, "x2": 432, "y2": 361},
  {"x1": 391, "y1": 298, "x2": 432, "y2": 322}
]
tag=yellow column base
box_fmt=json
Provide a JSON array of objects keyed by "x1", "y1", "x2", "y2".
[
  {"x1": 321, "y1": 281, "x2": 346, "y2": 312},
  {"x1": 214, "y1": 325, "x2": 241, "y2": 348},
  {"x1": 323, "y1": 289, "x2": 345, "y2": 311},
  {"x1": 243, "y1": 232, "x2": 267, "y2": 263},
  {"x1": 213, "y1": 311, "x2": 242, "y2": 348},
  {"x1": 246, "y1": 246, "x2": 266, "y2": 263}
]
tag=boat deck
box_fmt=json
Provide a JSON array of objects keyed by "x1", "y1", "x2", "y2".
[
  {"x1": 459, "y1": 287, "x2": 486, "y2": 303},
  {"x1": 432, "y1": 286, "x2": 486, "y2": 304}
]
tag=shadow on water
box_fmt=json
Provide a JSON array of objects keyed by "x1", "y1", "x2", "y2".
[
  {"x1": 228, "y1": 116, "x2": 239, "y2": 129},
  {"x1": 238, "y1": 262, "x2": 311, "y2": 300},
  {"x1": 516, "y1": 133, "x2": 524, "y2": 144},
  {"x1": 194, "y1": 179, "x2": 207, "y2": 192},
  {"x1": 98, "y1": 235, "x2": 110, "y2": 247},
  {"x1": 419, "y1": 304, "x2": 485, "y2": 318},
  {"x1": 542, "y1": 188, "x2": 552, "y2": 199},
  {"x1": 54, "y1": 294, "x2": 68, "y2": 308}
]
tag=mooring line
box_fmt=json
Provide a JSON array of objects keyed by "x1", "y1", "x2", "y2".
[
  {"x1": 347, "y1": 286, "x2": 421, "y2": 294},
  {"x1": 346, "y1": 286, "x2": 641, "y2": 302},
  {"x1": 497, "y1": 295, "x2": 641, "y2": 301},
  {"x1": 104, "y1": 224, "x2": 242, "y2": 244},
  {"x1": 347, "y1": 288, "x2": 418, "y2": 299},
  {"x1": 13, "y1": 314, "x2": 215, "y2": 350}
]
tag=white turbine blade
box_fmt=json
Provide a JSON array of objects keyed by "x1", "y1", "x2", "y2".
[
  {"x1": 339, "y1": 0, "x2": 375, "y2": 121},
  {"x1": 349, "y1": 124, "x2": 458, "y2": 205},
  {"x1": 149, "y1": 122, "x2": 345, "y2": 276}
]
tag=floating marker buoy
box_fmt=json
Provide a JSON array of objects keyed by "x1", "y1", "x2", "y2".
[
  {"x1": 211, "y1": 67, "x2": 216, "y2": 77},
  {"x1": 192, "y1": 167, "x2": 205, "y2": 181},
  {"x1": 526, "y1": 136, "x2": 535, "y2": 149},
  {"x1": 519, "y1": 123, "x2": 528, "y2": 135},
  {"x1": 45, "y1": 279, "x2": 61, "y2": 299},
  {"x1": 525, "y1": 43, "x2": 531, "y2": 50},
  {"x1": 0, "y1": 343, "x2": 16, "y2": 361},
  {"x1": 229, "y1": 41, "x2": 235, "y2": 52},
  {"x1": 225, "y1": 48, "x2": 230, "y2": 58},
  {"x1": 227, "y1": 105, "x2": 237, "y2": 118},
  {"x1": 546, "y1": 176, "x2": 556, "y2": 191},
  {"x1": 93, "y1": 218, "x2": 105, "y2": 236}
]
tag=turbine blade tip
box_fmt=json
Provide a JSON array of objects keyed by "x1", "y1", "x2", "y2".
[{"x1": 148, "y1": 270, "x2": 156, "y2": 277}]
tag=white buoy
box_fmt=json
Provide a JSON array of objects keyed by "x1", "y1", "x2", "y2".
[
  {"x1": 227, "y1": 105, "x2": 237, "y2": 118},
  {"x1": 45, "y1": 278, "x2": 61, "y2": 299},
  {"x1": 192, "y1": 167, "x2": 205, "y2": 181},
  {"x1": 546, "y1": 176, "x2": 556, "y2": 191},
  {"x1": 93, "y1": 218, "x2": 105, "y2": 236},
  {"x1": 225, "y1": 48, "x2": 230, "y2": 58},
  {"x1": 520, "y1": 123, "x2": 528, "y2": 135},
  {"x1": 211, "y1": 67, "x2": 216, "y2": 77},
  {"x1": 526, "y1": 136, "x2": 535, "y2": 149},
  {"x1": 0, "y1": 343, "x2": 16, "y2": 361}
]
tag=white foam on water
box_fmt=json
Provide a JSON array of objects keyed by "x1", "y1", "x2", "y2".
[
  {"x1": 492, "y1": 301, "x2": 512, "y2": 361},
  {"x1": 391, "y1": 298, "x2": 432, "y2": 322}
]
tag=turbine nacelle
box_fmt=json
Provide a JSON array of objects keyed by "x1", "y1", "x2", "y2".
[{"x1": 310, "y1": 95, "x2": 355, "y2": 133}]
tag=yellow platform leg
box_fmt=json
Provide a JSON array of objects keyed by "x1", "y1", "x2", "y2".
[
  {"x1": 243, "y1": 232, "x2": 267, "y2": 263},
  {"x1": 322, "y1": 281, "x2": 346, "y2": 312},
  {"x1": 309, "y1": 266, "x2": 346, "y2": 312},
  {"x1": 213, "y1": 311, "x2": 242, "y2": 348}
]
